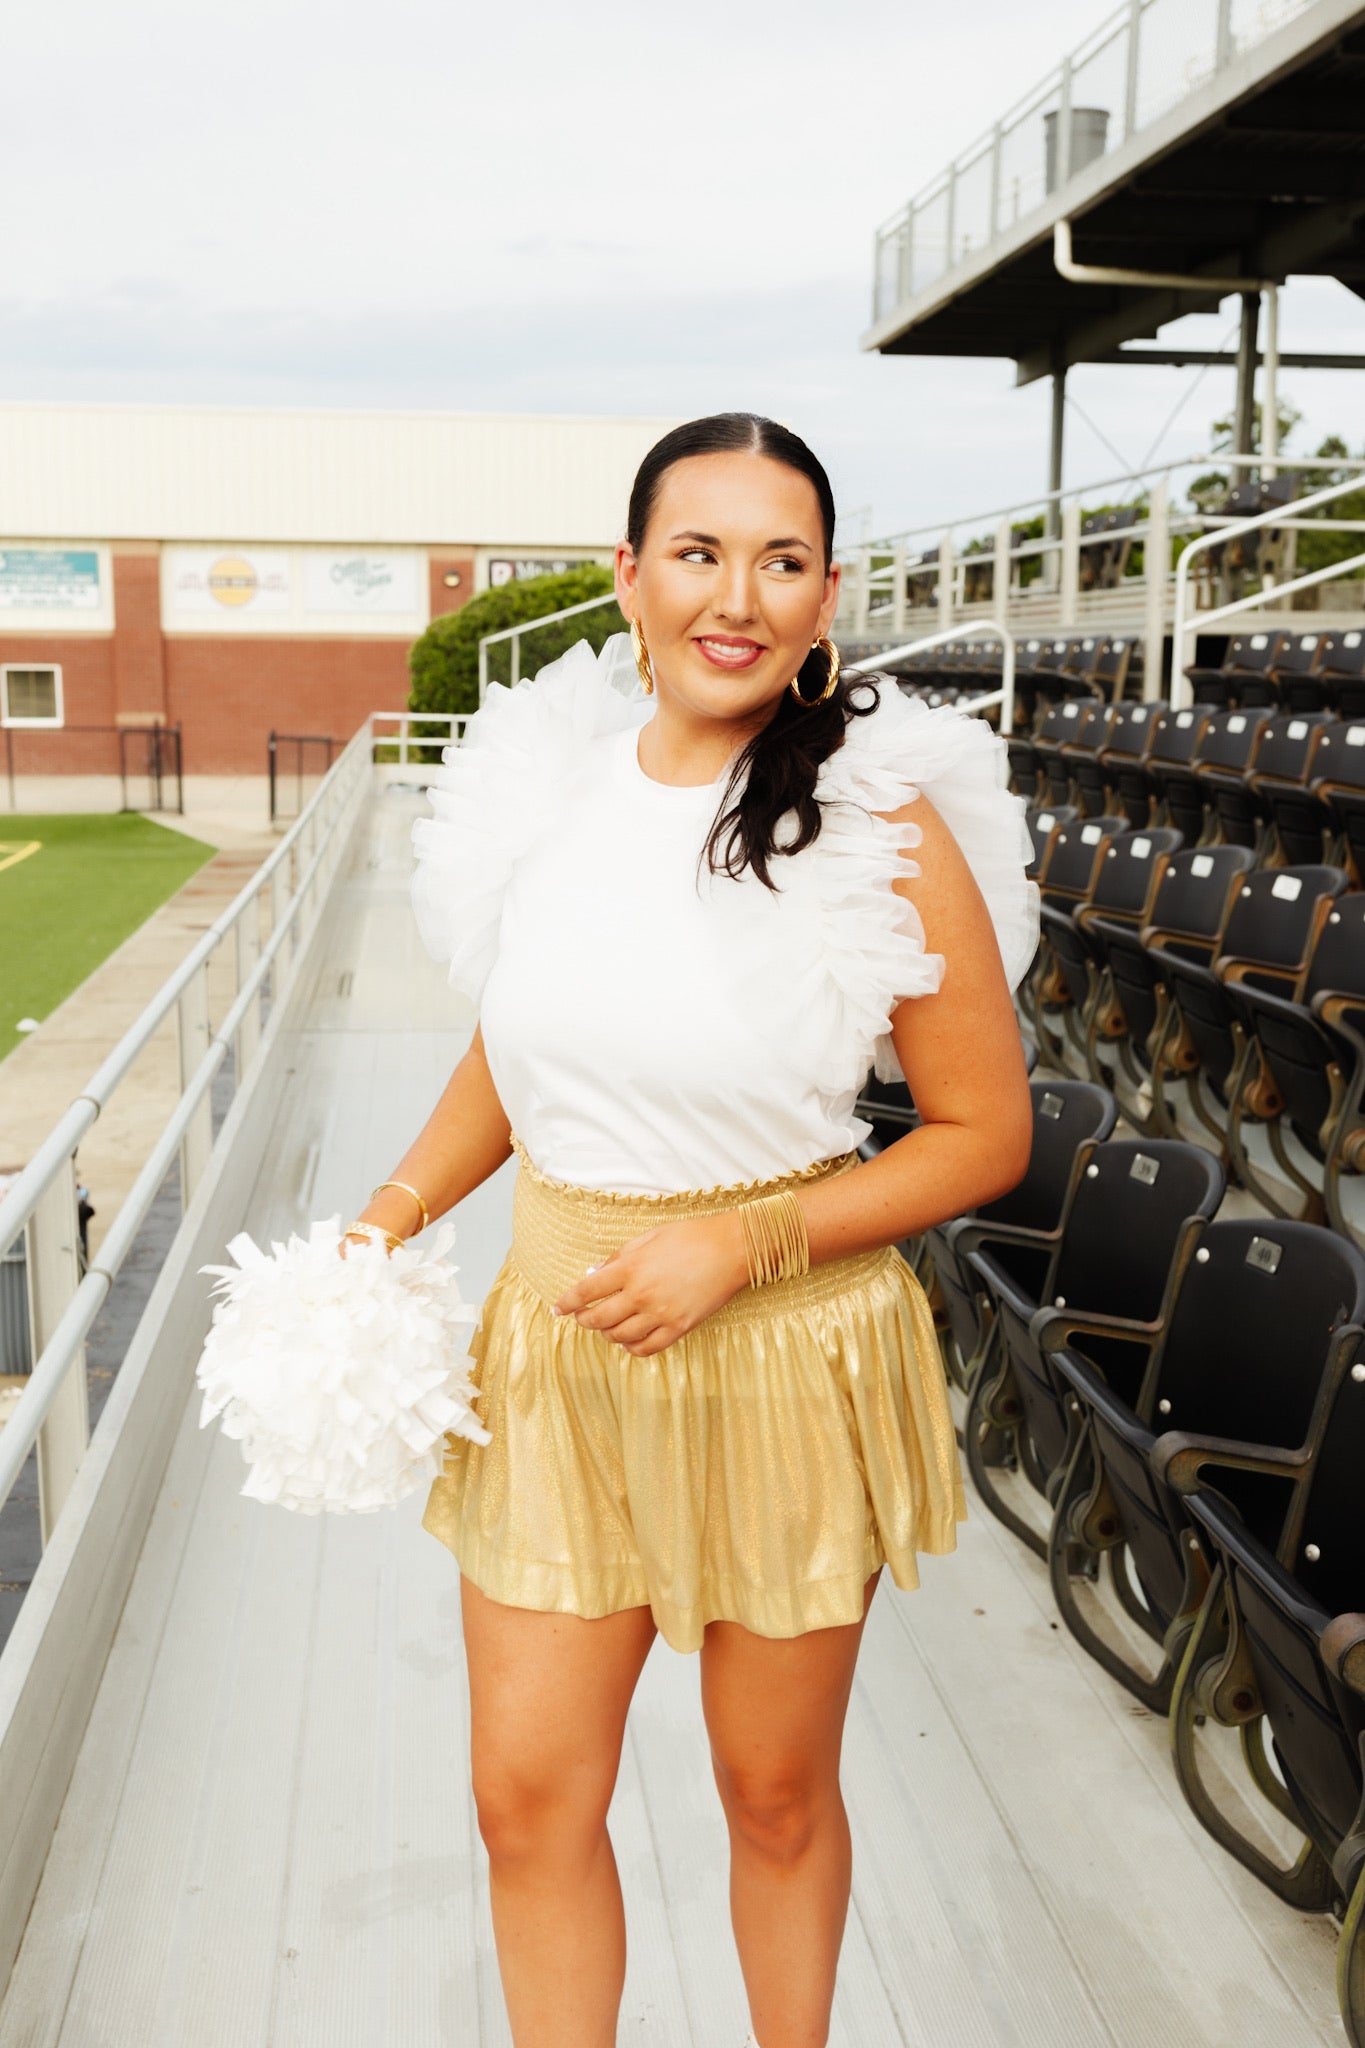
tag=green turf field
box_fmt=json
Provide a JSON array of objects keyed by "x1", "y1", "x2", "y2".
[{"x1": 0, "y1": 815, "x2": 217, "y2": 1064}]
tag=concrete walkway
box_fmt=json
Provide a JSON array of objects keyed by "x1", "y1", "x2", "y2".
[{"x1": 0, "y1": 788, "x2": 1344, "y2": 2048}]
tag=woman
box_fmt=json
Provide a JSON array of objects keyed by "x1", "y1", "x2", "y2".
[{"x1": 346, "y1": 413, "x2": 1037, "y2": 2047}]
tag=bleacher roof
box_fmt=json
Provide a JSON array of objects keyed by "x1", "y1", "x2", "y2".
[{"x1": 863, "y1": 0, "x2": 1365, "y2": 384}]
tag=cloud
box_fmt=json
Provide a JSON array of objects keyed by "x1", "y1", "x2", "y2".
[{"x1": 1, "y1": 0, "x2": 1363, "y2": 534}]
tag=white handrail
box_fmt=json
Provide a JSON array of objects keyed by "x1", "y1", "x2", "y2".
[
  {"x1": 477, "y1": 592, "x2": 621, "y2": 705},
  {"x1": 843, "y1": 452, "x2": 1365, "y2": 559},
  {"x1": 0, "y1": 716, "x2": 387, "y2": 1530},
  {"x1": 864, "y1": 621, "x2": 1016, "y2": 734},
  {"x1": 1171, "y1": 472, "x2": 1365, "y2": 708}
]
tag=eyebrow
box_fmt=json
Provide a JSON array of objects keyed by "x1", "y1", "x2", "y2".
[{"x1": 669, "y1": 530, "x2": 814, "y2": 551}]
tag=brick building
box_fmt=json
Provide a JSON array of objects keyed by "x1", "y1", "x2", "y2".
[{"x1": 0, "y1": 402, "x2": 675, "y2": 785}]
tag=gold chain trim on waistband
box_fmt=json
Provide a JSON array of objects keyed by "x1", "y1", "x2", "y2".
[{"x1": 507, "y1": 1130, "x2": 860, "y2": 1209}]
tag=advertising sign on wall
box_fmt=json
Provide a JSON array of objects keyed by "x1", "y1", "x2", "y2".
[
  {"x1": 167, "y1": 549, "x2": 292, "y2": 614},
  {"x1": 162, "y1": 545, "x2": 427, "y2": 633},
  {"x1": 487, "y1": 556, "x2": 587, "y2": 587},
  {"x1": 303, "y1": 551, "x2": 421, "y2": 615},
  {"x1": 0, "y1": 548, "x2": 102, "y2": 610}
]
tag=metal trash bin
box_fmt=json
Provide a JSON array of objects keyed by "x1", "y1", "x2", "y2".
[
  {"x1": 1, "y1": 1241, "x2": 32, "y2": 1376},
  {"x1": 1044, "y1": 106, "x2": 1110, "y2": 194}
]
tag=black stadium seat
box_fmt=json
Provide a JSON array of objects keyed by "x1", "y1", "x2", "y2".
[
  {"x1": 1315, "y1": 629, "x2": 1365, "y2": 718},
  {"x1": 1034, "y1": 698, "x2": 1107, "y2": 808},
  {"x1": 1039, "y1": 826, "x2": 1183, "y2": 1081},
  {"x1": 1098, "y1": 701, "x2": 1162, "y2": 824},
  {"x1": 1023, "y1": 816, "x2": 1131, "y2": 1059},
  {"x1": 1268, "y1": 630, "x2": 1326, "y2": 712},
  {"x1": 1142, "y1": 706, "x2": 1214, "y2": 838},
  {"x1": 1147, "y1": 863, "x2": 1347, "y2": 1156},
  {"x1": 1311, "y1": 717, "x2": 1365, "y2": 884},
  {"x1": 1238, "y1": 710, "x2": 1335, "y2": 863},
  {"x1": 1183, "y1": 631, "x2": 1287, "y2": 711},
  {"x1": 964, "y1": 1136, "x2": 1223, "y2": 1562},
  {"x1": 1043, "y1": 1217, "x2": 1364, "y2": 1712},
  {"x1": 1024, "y1": 804, "x2": 1078, "y2": 879},
  {"x1": 1159, "y1": 705, "x2": 1270, "y2": 846},
  {"x1": 1153, "y1": 1229, "x2": 1365, "y2": 1930},
  {"x1": 1084, "y1": 845, "x2": 1255, "y2": 1129},
  {"x1": 1229, "y1": 893, "x2": 1365, "y2": 1230},
  {"x1": 1203, "y1": 712, "x2": 1326, "y2": 856},
  {"x1": 920, "y1": 1080, "x2": 1117, "y2": 1397}
]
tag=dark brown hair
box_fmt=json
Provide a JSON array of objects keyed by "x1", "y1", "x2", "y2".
[{"x1": 625, "y1": 411, "x2": 878, "y2": 891}]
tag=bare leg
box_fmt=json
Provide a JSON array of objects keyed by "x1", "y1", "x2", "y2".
[
  {"x1": 461, "y1": 1578, "x2": 657, "y2": 2048},
  {"x1": 700, "y1": 1572, "x2": 881, "y2": 2048}
]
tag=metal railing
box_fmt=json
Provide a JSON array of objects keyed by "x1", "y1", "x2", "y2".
[
  {"x1": 839, "y1": 451, "x2": 1365, "y2": 678},
  {"x1": 1172, "y1": 472, "x2": 1365, "y2": 706},
  {"x1": 862, "y1": 622, "x2": 1017, "y2": 733},
  {"x1": 477, "y1": 594, "x2": 622, "y2": 704},
  {"x1": 871, "y1": 0, "x2": 1322, "y2": 326},
  {"x1": 0, "y1": 719, "x2": 383, "y2": 1542},
  {"x1": 371, "y1": 711, "x2": 467, "y2": 763}
]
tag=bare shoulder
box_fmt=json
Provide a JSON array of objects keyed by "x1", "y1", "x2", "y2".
[{"x1": 875, "y1": 791, "x2": 974, "y2": 894}]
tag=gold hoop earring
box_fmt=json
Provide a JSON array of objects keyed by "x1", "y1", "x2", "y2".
[
  {"x1": 630, "y1": 618, "x2": 655, "y2": 695},
  {"x1": 789, "y1": 634, "x2": 840, "y2": 706}
]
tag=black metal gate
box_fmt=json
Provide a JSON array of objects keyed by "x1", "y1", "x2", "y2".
[
  {"x1": 268, "y1": 731, "x2": 335, "y2": 825},
  {"x1": 117, "y1": 723, "x2": 183, "y2": 813}
]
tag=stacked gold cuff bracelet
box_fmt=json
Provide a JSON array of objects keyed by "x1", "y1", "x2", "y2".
[{"x1": 737, "y1": 1190, "x2": 810, "y2": 1288}]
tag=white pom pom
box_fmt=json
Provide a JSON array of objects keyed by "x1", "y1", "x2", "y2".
[{"x1": 195, "y1": 1215, "x2": 487, "y2": 1514}]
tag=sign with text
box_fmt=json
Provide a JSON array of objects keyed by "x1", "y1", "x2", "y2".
[
  {"x1": 166, "y1": 549, "x2": 292, "y2": 614},
  {"x1": 0, "y1": 548, "x2": 101, "y2": 610},
  {"x1": 303, "y1": 551, "x2": 420, "y2": 614},
  {"x1": 487, "y1": 556, "x2": 588, "y2": 588}
]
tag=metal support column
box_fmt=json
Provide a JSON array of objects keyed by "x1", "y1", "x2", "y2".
[
  {"x1": 1045, "y1": 364, "x2": 1066, "y2": 586},
  {"x1": 1262, "y1": 285, "x2": 1280, "y2": 481},
  {"x1": 26, "y1": 1176, "x2": 88, "y2": 1544},
  {"x1": 1234, "y1": 292, "x2": 1261, "y2": 476},
  {"x1": 1143, "y1": 476, "x2": 1170, "y2": 702}
]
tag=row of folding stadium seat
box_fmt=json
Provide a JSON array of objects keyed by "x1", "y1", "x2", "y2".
[
  {"x1": 1184, "y1": 627, "x2": 1365, "y2": 712},
  {"x1": 1020, "y1": 810, "x2": 1365, "y2": 1238},
  {"x1": 1013, "y1": 697, "x2": 1365, "y2": 878},
  {"x1": 894, "y1": 1076, "x2": 1365, "y2": 2047},
  {"x1": 887, "y1": 633, "x2": 1143, "y2": 723}
]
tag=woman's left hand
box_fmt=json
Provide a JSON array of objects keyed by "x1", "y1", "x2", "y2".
[{"x1": 551, "y1": 1212, "x2": 749, "y2": 1357}]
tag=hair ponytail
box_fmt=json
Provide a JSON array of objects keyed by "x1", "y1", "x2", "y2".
[{"x1": 624, "y1": 411, "x2": 879, "y2": 892}]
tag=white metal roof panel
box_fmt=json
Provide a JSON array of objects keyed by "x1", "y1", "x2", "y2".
[{"x1": 0, "y1": 403, "x2": 680, "y2": 547}]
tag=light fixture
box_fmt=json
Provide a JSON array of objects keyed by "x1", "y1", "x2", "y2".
[{"x1": 442, "y1": 570, "x2": 462, "y2": 589}]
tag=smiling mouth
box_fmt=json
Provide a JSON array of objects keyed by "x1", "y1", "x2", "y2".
[{"x1": 695, "y1": 635, "x2": 765, "y2": 670}]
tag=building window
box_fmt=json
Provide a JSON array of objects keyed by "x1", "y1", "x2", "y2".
[{"x1": 1, "y1": 666, "x2": 64, "y2": 727}]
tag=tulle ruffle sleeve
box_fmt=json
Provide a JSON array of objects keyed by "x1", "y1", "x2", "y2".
[
  {"x1": 410, "y1": 634, "x2": 647, "y2": 1005},
  {"x1": 809, "y1": 675, "x2": 1039, "y2": 1084}
]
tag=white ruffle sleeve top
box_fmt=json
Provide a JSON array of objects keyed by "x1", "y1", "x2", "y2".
[{"x1": 410, "y1": 634, "x2": 1039, "y2": 1196}]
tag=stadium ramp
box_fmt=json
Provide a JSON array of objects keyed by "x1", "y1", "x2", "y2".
[{"x1": 0, "y1": 724, "x2": 1346, "y2": 2045}]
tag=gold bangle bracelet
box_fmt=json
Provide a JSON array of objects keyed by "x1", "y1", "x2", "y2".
[
  {"x1": 343, "y1": 1220, "x2": 405, "y2": 1253},
  {"x1": 370, "y1": 1178, "x2": 429, "y2": 1231},
  {"x1": 737, "y1": 1190, "x2": 810, "y2": 1288}
]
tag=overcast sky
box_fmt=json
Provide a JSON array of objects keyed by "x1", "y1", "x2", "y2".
[{"x1": 4, "y1": 0, "x2": 1364, "y2": 541}]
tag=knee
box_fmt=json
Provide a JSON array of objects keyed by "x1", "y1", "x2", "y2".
[
  {"x1": 713, "y1": 1760, "x2": 831, "y2": 1866},
  {"x1": 472, "y1": 1757, "x2": 610, "y2": 1872}
]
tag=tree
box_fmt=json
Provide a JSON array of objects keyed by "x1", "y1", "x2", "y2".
[
  {"x1": 1187, "y1": 397, "x2": 1306, "y2": 511},
  {"x1": 1185, "y1": 401, "x2": 1365, "y2": 581},
  {"x1": 408, "y1": 565, "x2": 624, "y2": 720}
]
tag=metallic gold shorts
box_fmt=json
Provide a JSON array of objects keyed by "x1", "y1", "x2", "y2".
[{"x1": 422, "y1": 1135, "x2": 967, "y2": 1654}]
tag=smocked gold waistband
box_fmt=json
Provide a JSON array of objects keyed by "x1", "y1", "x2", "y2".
[{"x1": 507, "y1": 1133, "x2": 893, "y2": 1324}]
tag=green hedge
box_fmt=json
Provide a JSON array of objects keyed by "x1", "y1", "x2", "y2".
[{"x1": 407, "y1": 566, "x2": 625, "y2": 721}]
